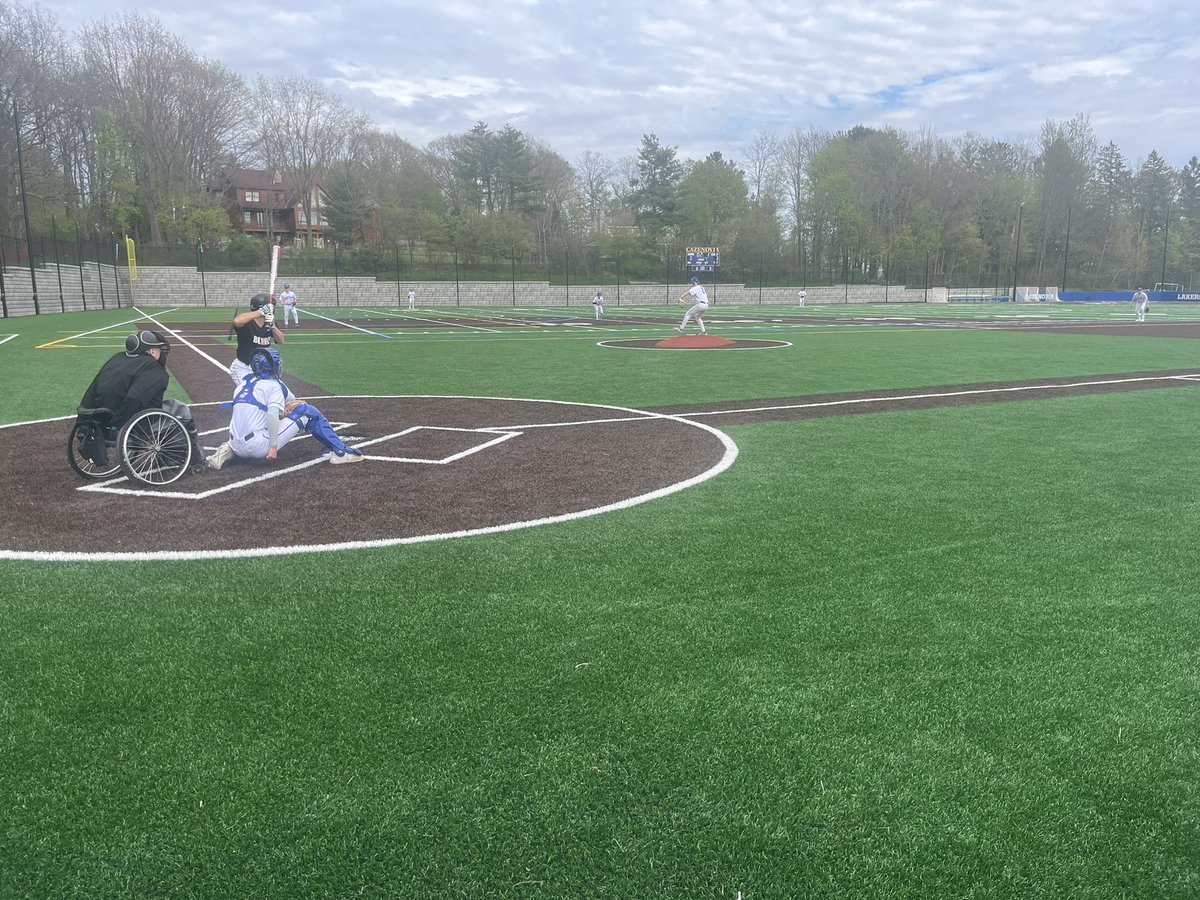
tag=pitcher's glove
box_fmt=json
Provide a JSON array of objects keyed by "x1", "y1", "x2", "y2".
[{"x1": 677, "y1": 296, "x2": 688, "y2": 306}]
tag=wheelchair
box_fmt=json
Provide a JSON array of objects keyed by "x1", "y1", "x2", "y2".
[{"x1": 69, "y1": 406, "x2": 202, "y2": 486}]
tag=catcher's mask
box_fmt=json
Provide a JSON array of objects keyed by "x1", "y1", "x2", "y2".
[{"x1": 250, "y1": 347, "x2": 282, "y2": 379}]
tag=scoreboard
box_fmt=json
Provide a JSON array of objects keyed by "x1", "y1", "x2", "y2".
[{"x1": 686, "y1": 246, "x2": 720, "y2": 271}]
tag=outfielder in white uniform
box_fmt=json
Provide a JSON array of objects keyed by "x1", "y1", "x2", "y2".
[
  {"x1": 206, "y1": 348, "x2": 363, "y2": 469},
  {"x1": 592, "y1": 291, "x2": 604, "y2": 320},
  {"x1": 407, "y1": 289, "x2": 416, "y2": 310},
  {"x1": 676, "y1": 277, "x2": 709, "y2": 335},
  {"x1": 279, "y1": 285, "x2": 299, "y2": 327},
  {"x1": 1132, "y1": 288, "x2": 1149, "y2": 322},
  {"x1": 797, "y1": 289, "x2": 807, "y2": 307}
]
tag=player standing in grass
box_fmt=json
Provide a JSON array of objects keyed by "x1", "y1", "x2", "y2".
[
  {"x1": 676, "y1": 277, "x2": 709, "y2": 335},
  {"x1": 407, "y1": 289, "x2": 416, "y2": 310},
  {"x1": 797, "y1": 288, "x2": 806, "y2": 307},
  {"x1": 279, "y1": 284, "x2": 299, "y2": 328},
  {"x1": 593, "y1": 290, "x2": 604, "y2": 320},
  {"x1": 1132, "y1": 287, "x2": 1149, "y2": 322}
]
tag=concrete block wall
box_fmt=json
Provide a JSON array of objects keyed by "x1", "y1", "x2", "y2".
[{"x1": 3, "y1": 263, "x2": 943, "y2": 315}]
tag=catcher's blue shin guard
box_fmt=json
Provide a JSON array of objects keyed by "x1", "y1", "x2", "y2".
[{"x1": 288, "y1": 402, "x2": 361, "y2": 458}]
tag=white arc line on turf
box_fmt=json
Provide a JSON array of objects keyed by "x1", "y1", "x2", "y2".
[
  {"x1": 301, "y1": 308, "x2": 392, "y2": 338},
  {"x1": 133, "y1": 306, "x2": 230, "y2": 371}
]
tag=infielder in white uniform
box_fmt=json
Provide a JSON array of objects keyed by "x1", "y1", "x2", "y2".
[
  {"x1": 207, "y1": 348, "x2": 363, "y2": 469},
  {"x1": 279, "y1": 284, "x2": 299, "y2": 327},
  {"x1": 676, "y1": 277, "x2": 709, "y2": 334},
  {"x1": 797, "y1": 289, "x2": 807, "y2": 307},
  {"x1": 1132, "y1": 287, "x2": 1149, "y2": 322},
  {"x1": 407, "y1": 289, "x2": 416, "y2": 310},
  {"x1": 592, "y1": 290, "x2": 604, "y2": 320}
]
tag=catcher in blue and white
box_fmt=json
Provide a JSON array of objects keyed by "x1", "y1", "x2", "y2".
[{"x1": 206, "y1": 348, "x2": 364, "y2": 469}]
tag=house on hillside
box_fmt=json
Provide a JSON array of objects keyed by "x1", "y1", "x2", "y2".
[{"x1": 212, "y1": 168, "x2": 331, "y2": 247}]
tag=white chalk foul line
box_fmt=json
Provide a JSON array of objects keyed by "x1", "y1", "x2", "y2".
[{"x1": 673, "y1": 372, "x2": 1200, "y2": 418}]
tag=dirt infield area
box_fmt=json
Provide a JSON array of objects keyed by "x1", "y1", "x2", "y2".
[{"x1": 5, "y1": 314, "x2": 1200, "y2": 559}]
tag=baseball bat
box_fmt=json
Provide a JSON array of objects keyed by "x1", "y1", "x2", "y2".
[{"x1": 268, "y1": 243, "x2": 281, "y2": 300}]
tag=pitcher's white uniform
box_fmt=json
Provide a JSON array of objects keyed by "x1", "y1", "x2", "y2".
[
  {"x1": 678, "y1": 282, "x2": 709, "y2": 334},
  {"x1": 593, "y1": 291, "x2": 604, "y2": 320},
  {"x1": 279, "y1": 287, "x2": 299, "y2": 326}
]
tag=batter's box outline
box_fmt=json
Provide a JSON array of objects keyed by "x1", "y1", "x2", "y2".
[{"x1": 77, "y1": 425, "x2": 523, "y2": 500}]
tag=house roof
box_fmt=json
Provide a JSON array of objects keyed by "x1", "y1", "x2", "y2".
[{"x1": 217, "y1": 168, "x2": 328, "y2": 205}]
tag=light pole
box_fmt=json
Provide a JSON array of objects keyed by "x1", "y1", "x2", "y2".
[
  {"x1": 1062, "y1": 204, "x2": 1072, "y2": 293},
  {"x1": 11, "y1": 93, "x2": 40, "y2": 313},
  {"x1": 1011, "y1": 201, "x2": 1025, "y2": 303},
  {"x1": 1160, "y1": 203, "x2": 1171, "y2": 289}
]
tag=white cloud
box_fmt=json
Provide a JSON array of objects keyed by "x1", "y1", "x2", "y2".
[{"x1": 28, "y1": 0, "x2": 1200, "y2": 167}]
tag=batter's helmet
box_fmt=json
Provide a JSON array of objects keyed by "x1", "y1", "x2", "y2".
[
  {"x1": 125, "y1": 329, "x2": 170, "y2": 359},
  {"x1": 250, "y1": 347, "x2": 282, "y2": 379},
  {"x1": 250, "y1": 292, "x2": 272, "y2": 310}
]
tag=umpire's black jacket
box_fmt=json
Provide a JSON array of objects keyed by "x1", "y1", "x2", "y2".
[{"x1": 79, "y1": 352, "x2": 169, "y2": 427}]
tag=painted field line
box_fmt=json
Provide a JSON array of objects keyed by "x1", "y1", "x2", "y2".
[
  {"x1": 374, "y1": 309, "x2": 504, "y2": 333},
  {"x1": 36, "y1": 308, "x2": 180, "y2": 349},
  {"x1": 0, "y1": 334, "x2": 18, "y2": 346},
  {"x1": 302, "y1": 308, "x2": 393, "y2": 338},
  {"x1": 133, "y1": 306, "x2": 230, "y2": 373},
  {"x1": 678, "y1": 372, "x2": 1200, "y2": 419}
]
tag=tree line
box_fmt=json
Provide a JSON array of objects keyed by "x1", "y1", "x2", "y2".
[{"x1": 2, "y1": 1, "x2": 1197, "y2": 290}]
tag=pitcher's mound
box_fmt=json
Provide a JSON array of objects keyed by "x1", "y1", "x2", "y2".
[{"x1": 656, "y1": 334, "x2": 737, "y2": 349}]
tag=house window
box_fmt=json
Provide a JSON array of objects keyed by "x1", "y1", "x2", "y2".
[
  {"x1": 245, "y1": 190, "x2": 260, "y2": 202},
  {"x1": 243, "y1": 211, "x2": 251, "y2": 224},
  {"x1": 243, "y1": 211, "x2": 264, "y2": 226}
]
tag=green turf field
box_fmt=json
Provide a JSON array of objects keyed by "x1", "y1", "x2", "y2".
[{"x1": 2, "y1": 303, "x2": 1198, "y2": 897}]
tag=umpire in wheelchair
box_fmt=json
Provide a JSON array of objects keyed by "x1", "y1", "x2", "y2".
[{"x1": 73, "y1": 329, "x2": 200, "y2": 478}]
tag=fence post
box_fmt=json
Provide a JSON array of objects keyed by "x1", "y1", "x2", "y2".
[
  {"x1": 50, "y1": 219, "x2": 65, "y2": 311},
  {"x1": 74, "y1": 221, "x2": 87, "y2": 309}
]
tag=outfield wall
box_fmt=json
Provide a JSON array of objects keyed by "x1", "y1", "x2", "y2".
[
  {"x1": 1059, "y1": 290, "x2": 1200, "y2": 302},
  {"x1": 1, "y1": 263, "x2": 943, "y2": 316}
]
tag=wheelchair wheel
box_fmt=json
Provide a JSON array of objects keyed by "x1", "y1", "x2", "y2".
[
  {"x1": 117, "y1": 409, "x2": 193, "y2": 486},
  {"x1": 68, "y1": 419, "x2": 121, "y2": 479}
]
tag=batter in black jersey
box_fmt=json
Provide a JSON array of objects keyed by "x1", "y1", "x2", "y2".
[{"x1": 228, "y1": 292, "x2": 285, "y2": 386}]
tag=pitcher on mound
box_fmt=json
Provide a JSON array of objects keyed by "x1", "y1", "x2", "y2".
[{"x1": 676, "y1": 277, "x2": 709, "y2": 335}]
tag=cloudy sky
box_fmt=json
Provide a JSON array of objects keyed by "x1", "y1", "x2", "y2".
[{"x1": 37, "y1": 0, "x2": 1200, "y2": 169}]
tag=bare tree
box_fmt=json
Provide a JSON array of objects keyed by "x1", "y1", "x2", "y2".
[
  {"x1": 252, "y1": 74, "x2": 368, "y2": 246},
  {"x1": 575, "y1": 149, "x2": 615, "y2": 233},
  {"x1": 742, "y1": 131, "x2": 782, "y2": 209},
  {"x1": 79, "y1": 11, "x2": 246, "y2": 243}
]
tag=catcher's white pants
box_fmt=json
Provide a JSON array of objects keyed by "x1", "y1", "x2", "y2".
[
  {"x1": 681, "y1": 301, "x2": 709, "y2": 332},
  {"x1": 230, "y1": 416, "x2": 305, "y2": 460}
]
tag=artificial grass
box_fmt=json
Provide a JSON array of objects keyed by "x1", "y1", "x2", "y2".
[{"x1": 3, "y1": 383, "x2": 1199, "y2": 896}]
